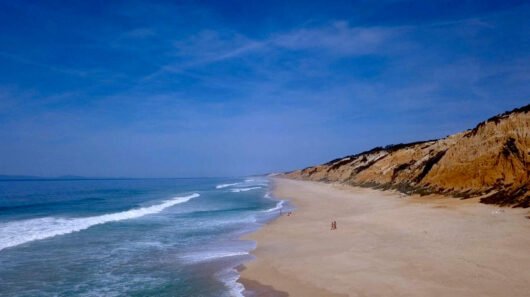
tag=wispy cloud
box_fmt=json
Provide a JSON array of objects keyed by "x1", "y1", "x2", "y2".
[
  {"x1": 141, "y1": 21, "x2": 401, "y2": 85},
  {"x1": 186, "y1": 21, "x2": 399, "y2": 60},
  {"x1": 271, "y1": 21, "x2": 399, "y2": 55},
  {"x1": 1, "y1": 1, "x2": 529, "y2": 177}
]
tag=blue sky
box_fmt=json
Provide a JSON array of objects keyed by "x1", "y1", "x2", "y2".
[{"x1": 0, "y1": 0, "x2": 529, "y2": 177}]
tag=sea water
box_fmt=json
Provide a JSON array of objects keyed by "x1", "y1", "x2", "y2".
[{"x1": 0, "y1": 177, "x2": 285, "y2": 296}]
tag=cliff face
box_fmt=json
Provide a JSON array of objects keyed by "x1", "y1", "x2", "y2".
[{"x1": 285, "y1": 104, "x2": 530, "y2": 207}]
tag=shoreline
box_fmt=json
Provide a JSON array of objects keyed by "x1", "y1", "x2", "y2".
[{"x1": 240, "y1": 178, "x2": 530, "y2": 297}]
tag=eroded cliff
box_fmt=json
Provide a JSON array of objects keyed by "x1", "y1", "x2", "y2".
[{"x1": 285, "y1": 104, "x2": 530, "y2": 207}]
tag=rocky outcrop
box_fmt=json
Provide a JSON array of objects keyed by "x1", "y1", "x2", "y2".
[{"x1": 285, "y1": 104, "x2": 530, "y2": 207}]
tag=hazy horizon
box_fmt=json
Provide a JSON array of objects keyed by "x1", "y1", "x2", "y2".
[
  {"x1": 0, "y1": 174, "x2": 260, "y2": 179},
  {"x1": 1, "y1": 0, "x2": 529, "y2": 178}
]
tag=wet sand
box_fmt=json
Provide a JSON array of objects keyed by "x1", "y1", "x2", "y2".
[{"x1": 241, "y1": 178, "x2": 530, "y2": 297}]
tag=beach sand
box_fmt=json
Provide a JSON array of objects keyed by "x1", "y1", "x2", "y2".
[{"x1": 241, "y1": 178, "x2": 530, "y2": 297}]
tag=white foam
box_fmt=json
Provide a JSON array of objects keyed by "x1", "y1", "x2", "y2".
[
  {"x1": 216, "y1": 183, "x2": 241, "y2": 189},
  {"x1": 0, "y1": 193, "x2": 199, "y2": 251},
  {"x1": 230, "y1": 187, "x2": 261, "y2": 193},
  {"x1": 180, "y1": 251, "x2": 249, "y2": 264},
  {"x1": 217, "y1": 268, "x2": 245, "y2": 297},
  {"x1": 264, "y1": 200, "x2": 285, "y2": 213}
]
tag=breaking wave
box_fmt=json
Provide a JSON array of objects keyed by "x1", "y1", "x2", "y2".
[
  {"x1": 0, "y1": 193, "x2": 199, "y2": 251},
  {"x1": 230, "y1": 187, "x2": 261, "y2": 193},
  {"x1": 216, "y1": 183, "x2": 241, "y2": 189},
  {"x1": 264, "y1": 200, "x2": 285, "y2": 213}
]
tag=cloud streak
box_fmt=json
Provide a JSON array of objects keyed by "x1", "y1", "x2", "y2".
[{"x1": 0, "y1": 1, "x2": 529, "y2": 177}]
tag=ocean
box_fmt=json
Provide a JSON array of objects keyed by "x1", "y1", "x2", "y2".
[{"x1": 0, "y1": 177, "x2": 285, "y2": 296}]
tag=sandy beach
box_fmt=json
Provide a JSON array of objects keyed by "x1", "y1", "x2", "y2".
[{"x1": 241, "y1": 178, "x2": 530, "y2": 297}]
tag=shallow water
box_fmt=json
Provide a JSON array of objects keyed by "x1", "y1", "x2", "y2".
[{"x1": 0, "y1": 177, "x2": 284, "y2": 297}]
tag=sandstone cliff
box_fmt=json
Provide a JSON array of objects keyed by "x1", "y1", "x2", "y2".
[{"x1": 285, "y1": 104, "x2": 530, "y2": 207}]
